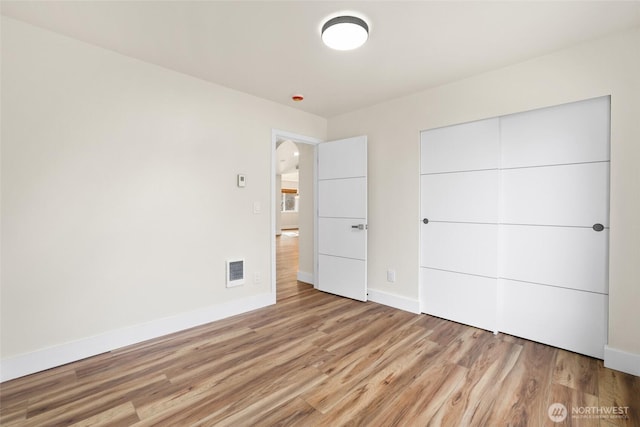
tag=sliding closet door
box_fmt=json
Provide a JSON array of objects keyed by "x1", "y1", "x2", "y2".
[
  {"x1": 420, "y1": 97, "x2": 610, "y2": 359},
  {"x1": 499, "y1": 96, "x2": 610, "y2": 359},
  {"x1": 420, "y1": 119, "x2": 499, "y2": 331}
]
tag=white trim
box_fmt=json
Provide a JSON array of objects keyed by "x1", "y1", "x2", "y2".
[
  {"x1": 604, "y1": 345, "x2": 640, "y2": 377},
  {"x1": 313, "y1": 143, "x2": 319, "y2": 289},
  {"x1": 297, "y1": 271, "x2": 314, "y2": 285},
  {"x1": 367, "y1": 288, "x2": 421, "y2": 314},
  {"x1": 0, "y1": 293, "x2": 274, "y2": 382}
]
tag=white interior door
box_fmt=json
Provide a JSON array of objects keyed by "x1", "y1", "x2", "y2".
[{"x1": 317, "y1": 136, "x2": 367, "y2": 301}]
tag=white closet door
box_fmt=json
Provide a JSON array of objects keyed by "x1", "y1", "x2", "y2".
[
  {"x1": 499, "y1": 96, "x2": 610, "y2": 359},
  {"x1": 422, "y1": 222, "x2": 498, "y2": 278},
  {"x1": 421, "y1": 170, "x2": 499, "y2": 223},
  {"x1": 420, "y1": 97, "x2": 609, "y2": 357},
  {"x1": 501, "y1": 162, "x2": 609, "y2": 227},
  {"x1": 424, "y1": 269, "x2": 497, "y2": 331},
  {"x1": 421, "y1": 118, "x2": 499, "y2": 173},
  {"x1": 420, "y1": 118, "x2": 499, "y2": 332},
  {"x1": 501, "y1": 96, "x2": 610, "y2": 168},
  {"x1": 500, "y1": 225, "x2": 609, "y2": 294},
  {"x1": 500, "y1": 280, "x2": 608, "y2": 359}
]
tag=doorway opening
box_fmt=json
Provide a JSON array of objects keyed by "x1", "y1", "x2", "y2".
[{"x1": 271, "y1": 130, "x2": 321, "y2": 302}]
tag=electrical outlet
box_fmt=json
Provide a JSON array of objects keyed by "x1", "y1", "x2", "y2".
[
  {"x1": 387, "y1": 269, "x2": 396, "y2": 283},
  {"x1": 254, "y1": 272, "x2": 261, "y2": 285}
]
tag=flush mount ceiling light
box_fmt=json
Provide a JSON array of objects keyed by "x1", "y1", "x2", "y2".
[{"x1": 321, "y1": 16, "x2": 369, "y2": 51}]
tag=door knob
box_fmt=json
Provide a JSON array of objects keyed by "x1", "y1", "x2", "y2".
[
  {"x1": 422, "y1": 218, "x2": 429, "y2": 224},
  {"x1": 592, "y1": 223, "x2": 604, "y2": 232}
]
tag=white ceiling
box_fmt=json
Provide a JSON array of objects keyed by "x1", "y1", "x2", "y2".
[
  {"x1": 276, "y1": 140, "x2": 299, "y2": 176},
  {"x1": 2, "y1": 1, "x2": 639, "y2": 118}
]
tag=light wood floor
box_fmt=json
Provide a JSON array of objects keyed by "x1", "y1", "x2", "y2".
[{"x1": 1, "y1": 234, "x2": 638, "y2": 426}]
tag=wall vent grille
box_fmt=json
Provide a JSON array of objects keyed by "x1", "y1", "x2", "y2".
[{"x1": 226, "y1": 259, "x2": 245, "y2": 287}]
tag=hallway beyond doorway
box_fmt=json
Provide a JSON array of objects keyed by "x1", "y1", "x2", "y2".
[{"x1": 276, "y1": 232, "x2": 312, "y2": 302}]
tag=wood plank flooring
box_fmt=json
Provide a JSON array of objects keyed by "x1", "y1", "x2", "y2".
[{"x1": 1, "y1": 233, "x2": 638, "y2": 426}]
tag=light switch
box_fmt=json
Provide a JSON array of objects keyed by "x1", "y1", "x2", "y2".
[
  {"x1": 253, "y1": 201, "x2": 261, "y2": 214},
  {"x1": 237, "y1": 174, "x2": 246, "y2": 187}
]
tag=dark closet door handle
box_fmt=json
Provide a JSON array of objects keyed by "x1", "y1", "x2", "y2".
[
  {"x1": 592, "y1": 223, "x2": 605, "y2": 232},
  {"x1": 422, "y1": 218, "x2": 429, "y2": 224}
]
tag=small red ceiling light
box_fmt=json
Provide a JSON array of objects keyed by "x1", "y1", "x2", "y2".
[{"x1": 291, "y1": 94, "x2": 304, "y2": 102}]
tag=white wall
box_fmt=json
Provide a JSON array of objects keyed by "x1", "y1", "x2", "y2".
[
  {"x1": 280, "y1": 212, "x2": 298, "y2": 230},
  {"x1": 328, "y1": 28, "x2": 640, "y2": 373},
  {"x1": 281, "y1": 180, "x2": 299, "y2": 190},
  {"x1": 297, "y1": 143, "x2": 315, "y2": 282},
  {"x1": 0, "y1": 17, "x2": 326, "y2": 379},
  {"x1": 275, "y1": 174, "x2": 283, "y2": 235},
  {"x1": 280, "y1": 212, "x2": 298, "y2": 229}
]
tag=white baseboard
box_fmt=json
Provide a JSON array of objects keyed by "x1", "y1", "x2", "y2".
[
  {"x1": 367, "y1": 288, "x2": 421, "y2": 314},
  {"x1": 604, "y1": 345, "x2": 640, "y2": 377},
  {"x1": 0, "y1": 293, "x2": 274, "y2": 382},
  {"x1": 297, "y1": 271, "x2": 314, "y2": 285}
]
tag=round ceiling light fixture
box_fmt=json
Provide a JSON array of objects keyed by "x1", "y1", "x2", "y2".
[{"x1": 321, "y1": 15, "x2": 369, "y2": 51}]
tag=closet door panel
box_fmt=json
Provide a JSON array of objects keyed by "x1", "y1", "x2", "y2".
[
  {"x1": 500, "y1": 225, "x2": 608, "y2": 294},
  {"x1": 421, "y1": 170, "x2": 499, "y2": 223},
  {"x1": 501, "y1": 96, "x2": 610, "y2": 168},
  {"x1": 422, "y1": 268, "x2": 496, "y2": 331},
  {"x1": 500, "y1": 279, "x2": 607, "y2": 359},
  {"x1": 501, "y1": 162, "x2": 609, "y2": 227},
  {"x1": 421, "y1": 118, "x2": 500, "y2": 174},
  {"x1": 422, "y1": 223, "x2": 497, "y2": 278}
]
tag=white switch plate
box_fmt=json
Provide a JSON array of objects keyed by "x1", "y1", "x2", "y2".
[{"x1": 253, "y1": 201, "x2": 261, "y2": 214}]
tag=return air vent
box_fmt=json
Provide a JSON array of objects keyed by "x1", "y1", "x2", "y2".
[{"x1": 226, "y1": 259, "x2": 245, "y2": 287}]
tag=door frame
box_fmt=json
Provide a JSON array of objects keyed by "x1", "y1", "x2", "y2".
[{"x1": 271, "y1": 129, "x2": 323, "y2": 298}]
